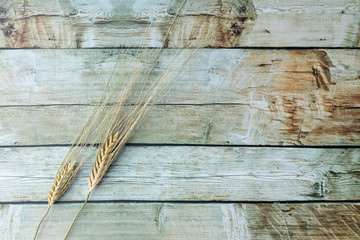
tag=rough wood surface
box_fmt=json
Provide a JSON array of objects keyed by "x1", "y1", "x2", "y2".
[
  {"x1": 1, "y1": 103, "x2": 360, "y2": 146},
  {"x1": 1, "y1": 1, "x2": 359, "y2": 238},
  {"x1": 1, "y1": 49, "x2": 360, "y2": 106},
  {"x1": 1, "y1": 49, "x2": 359, "y2": 146},
  {"x1": 1, "y1": 203, "x2": 359, "y2": 239},
  {"x1": 0, "y1": 0, "x2": 359, "y2": 48},
  {"x1": 1, "y1": 146, "x2": 359, "y2": 202}
]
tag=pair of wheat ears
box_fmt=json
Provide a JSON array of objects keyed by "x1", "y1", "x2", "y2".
[{"x1": 32, "y1": 0, "x2": 206, "y2": 239}]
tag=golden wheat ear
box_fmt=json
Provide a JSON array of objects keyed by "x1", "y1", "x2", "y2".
[
  {"x1": 33, "y1": 161, "x2": 78, "y2": 239},
  {"x1": 62, "y1": 0, "x2": 192, "y2": 238},
  {"x1": 89, "y1": 131, "x2": 121, "y2": 191},
  {"x1": 63, "y1": 131, "x2": 122, "y2": 239}
]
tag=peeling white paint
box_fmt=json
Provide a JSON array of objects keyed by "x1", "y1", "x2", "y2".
[
  {"x1": 221, "y1": 204, "x2": 251, "y2": 240},
  {"x1": 0, "y1": 205, "x2": 22, "y2": 240}
]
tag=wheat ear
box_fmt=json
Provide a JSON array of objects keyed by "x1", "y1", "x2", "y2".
[
  {"x1": 33, "y1": 161, "x2": 78, "y2": 239},
  {"x1": 63, "y1": 131, "x2": 125, "y2": 239},
  {"x1": 62, "y1": 0, "x2": 190, "y2": 238},
  {"x1": 89, "y1": 131, "x2": 122, "y2": 191},
  {"x1": 48, "y1": 162, "x2": 78, "y2": 205}
]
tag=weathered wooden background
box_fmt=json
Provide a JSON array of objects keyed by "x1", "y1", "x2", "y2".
[{"x1": 1, "y1": 0, "x2": 360, "y2": 239}]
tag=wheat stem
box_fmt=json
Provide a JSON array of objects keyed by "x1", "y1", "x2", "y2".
[
  {"x1": 63, "y1": 191, "x2": 91, "y2": 240},
  {"x1": 61, "y1": 0, "x2": 193, "y2": 237},
  {"x1": 33, "y1": 205, "x2": 51, "y2": 240}
]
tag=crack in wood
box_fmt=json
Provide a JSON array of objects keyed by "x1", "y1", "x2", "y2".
[
  {"x1": 312, "y1": 50, "x2": 335, "y2": 91},
  {"x1": 354, "y1": 22, "x2": 360, "y2": 47},
  {"x1": 313, "y1": 64, "x2": 331, "y2": 91},
  {"x1": 154, "y1": 204, "x2": 165, "y2": 233}
]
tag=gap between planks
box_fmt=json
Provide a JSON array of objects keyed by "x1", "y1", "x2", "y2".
[
  {"x1": 1, "y1": 200, "x2": 360, "y2": 205},
  {"x1": 0, "y1": 0, "x2": 360, "y2": 48},
  {"x1": 1, "y1": 144, "x2": 360, "y2": 149},
  {"x1": 0, "y1": 47, "x2": 359, "y2": 50}
]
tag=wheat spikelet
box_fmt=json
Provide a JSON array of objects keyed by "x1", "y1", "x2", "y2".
[
  {"x1": 33, "y1": 27, "x2": 147, "y2": 240},
  {"x1": 48, "y1": 162, "x2": 77, "y2": 205},
  {"x1": 62, "y1": 0, "x2": 227, "y2": 237},
  {"x1": 89, "y1": 131, "x2": 120, "y2": 191},
  {"x1": 34, "y1": 161, "x2": 79, "y2": 239},
  {"x1": 35, "y1": 1, "x2": 203, "y2": 238}
]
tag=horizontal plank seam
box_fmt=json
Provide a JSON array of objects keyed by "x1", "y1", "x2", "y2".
[
  {"x1": 1, "y1": 143, "x2": 360, "y2": 149},
  {"x1": 0, "y1": 103, "x2": 250, "y2": 108},
  {"x1": 0, "y1": 47, "x2": 359, "y2": 50},
  {"x1": 2, "y1": 104, "x2": 359, "y2": 109},
  {"x1": 1, "y1": 200, "x2": 360, "y2": 205}
]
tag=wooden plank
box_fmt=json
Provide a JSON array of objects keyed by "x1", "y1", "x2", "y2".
[
  {"x1": 1, "y1": 203, "x2": 359, "y2": 239},
  {"x1": 0, "y1": 49, "x2": 359, "y2": 146},
  {"x1": 1, "y1": 103, "x2": 360, "y2": 146},
  {"x1": 1, "y1": 49, "x2": 360, "y2": 106},
  {"x1": 0, "y1": 0, "x2": 359, "y2": 48},
  {"x1": 1, "y1": 146, "x2": 359, "y2": 202}
]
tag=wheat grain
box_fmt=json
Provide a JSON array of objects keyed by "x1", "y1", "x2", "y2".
[
  {"x1": 48, "y1": 162, "x2": 77, "y2": 205},
  {"x1": 62, "y1": 0, "x2": 226, "y2": 237},
  {"x1": 33, "y1": 161, "x2": 79, "y2": 239},
  {"x1": 34, "y1": 1, "x2": 199, "y2": 238},
  {"x1": 61, "y1": 3, "x2": 192, "y2": 239},
  {"x1": 89, "y1": 131, "x2": 121, "y2": 191}
]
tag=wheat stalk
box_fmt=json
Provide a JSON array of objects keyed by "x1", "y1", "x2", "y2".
[
  {"x1": 32, "y1": 94, "x2": 116, "y2": 239},
  {"x1": 32, "y1": 57, "x2": 130, "y2": 239},
  {"x1": 33, "y1": 0, "x2": 239, "y2": 238},
  {"x1": 37, "y1": 0, "x2": 216, "y2": 237},
  {"x1": 63, "y1": 105, "x2": 147, "y2": 238},
  {"x1": 33, "y1": 162, "x2": 77, "y2": 239},
  {"x1": 61, "y1": 2, "x2": 194, "y2": 238},
  {"x1": 33, "y1": 12, "x2": 158, "y2": 240}
]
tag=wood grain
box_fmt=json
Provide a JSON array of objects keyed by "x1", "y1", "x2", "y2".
[
  {"x1": 0, "y1": 0, "x2": 359, "y2": 48},
  {"x1": 1, "y1": 49, "x2": 360, "y2": 106},
  {"x1": 1, "y1": 103, "x2": 360, "y2": 146},
  {"x1": 1, "y1": 0, "x2": 359, "y2": 238},
  {"x1": 0, "y1": 49, "x2": 359, "y2": 146},
  {"x1": 1, "y1": 203, "x2": 359, "y2": 239},
  {"x1": 1, "y1": 146, "x2": 359, "y2": 202}
]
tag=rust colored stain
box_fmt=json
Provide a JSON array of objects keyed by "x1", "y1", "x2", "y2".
[
  {"x1": 248, "y1": 204, "x2": 360, "y2": 239},
  {"x1": 0, "y1": 18, "x2": 31, "y2": 47},
  {"x1": 258, "y1": 50, "x2": 337, "y2": 93},
  {"x1": 314, "y1": 50, "x2": 334, "y2": 67},
  {"x1": 256, "y1": 49, "x2": 360, "y2": 144},
  {"x1": 312, "y1": 50, "x2": 335, "y2": 91},
  {"x1": 267, "y1": 94, "x2": 307, "y2": 145},
  {"x1": 167, "y1": 0, "x2": 257, "y2": 47},
  {"x1": 266, "y1": 85, "x2": 360, "y2": 145},
  {"x1": 313, "y1": 64, "x2": 331, "y2": 91},
  {"x1": 0, "y1": 15, "x2": 79, "y2": 48}
]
